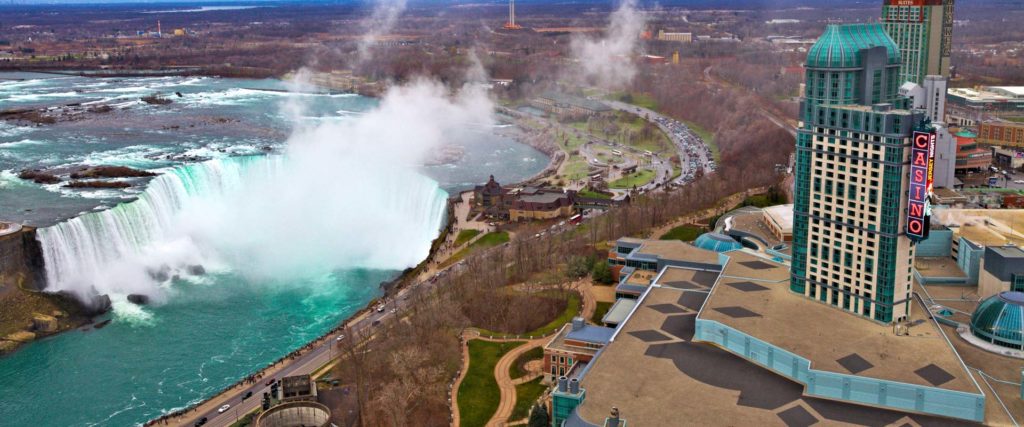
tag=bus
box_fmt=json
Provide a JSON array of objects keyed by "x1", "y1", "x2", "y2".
[{"x1": 569, "y1": 214, "x2": 583, "y2": 225}]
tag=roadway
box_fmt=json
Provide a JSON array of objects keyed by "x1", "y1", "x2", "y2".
[{"x1": 602, "y1": 99, "x2": 715, "y2": 187}]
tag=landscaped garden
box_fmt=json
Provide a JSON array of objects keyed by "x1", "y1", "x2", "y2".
[{"x1": 458, "y1": 340, "x2": 524, "y2": 427}]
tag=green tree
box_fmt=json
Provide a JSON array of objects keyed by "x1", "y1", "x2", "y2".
[
  {"x1": 566, "y1": 256, "x2": 595, "y2": 279},
  {"x1": 528, "y1": 403, "x2": 550, "y2": 427},
  {"x1": 591, "y1": 261, "x2": 614, "y2": 285}
]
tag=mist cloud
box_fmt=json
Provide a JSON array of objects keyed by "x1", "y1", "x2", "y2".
[
  {"x1": 570, "y1": 0, "x2": 646, "y2": 89},
  {"x1": 357, "y1": 0, "x2": 408, "y2": 63}
]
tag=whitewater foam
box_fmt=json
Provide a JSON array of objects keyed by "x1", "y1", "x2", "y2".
[{"x1": 38, "y1": 154, "x2": 447, "y2": 302}]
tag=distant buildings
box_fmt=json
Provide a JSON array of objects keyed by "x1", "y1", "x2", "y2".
[
  {"x1": 656, "y1": 30, "x2": 692, "y2": 43},
  {"x1": 954, "y1": 130, "x2": 992, "y2": 171},
  {"x1": 542, "y1": 317, "x2": 613, "y2": 382},
  {"x1": 979, "y1": 121, "x2": 1024, "y2": 148},
  {"x1": 509, "y1": 187, "x2": 576, "y2": 222},
  {"x1": 881, "y1": 0, "x2": 954, "y2": 84},
  {"x1": 532, "y1": 92, "x2": 612, "y2": 120},
  {"x1": 946, "y1": 86, "x2": 1024, "y2": 127},
  {"x1": 793, "y1": 23, "x2": 923, "y2": 323},
  {"x1": 472, "y1": 176, "x2": 577, "y2": 221}
]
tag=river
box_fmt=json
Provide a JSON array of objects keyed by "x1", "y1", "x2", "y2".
[{"x1": 0, "y1": 72, "x2": 547, "y2": 426}]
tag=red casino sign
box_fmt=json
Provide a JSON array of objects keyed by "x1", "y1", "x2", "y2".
[{"x1": 906, "y1": 130, "x2": 935, "y2": 241}]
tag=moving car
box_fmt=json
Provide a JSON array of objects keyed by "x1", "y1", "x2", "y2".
[
  {"x1": 336, "y1": 334, "x2": 346, "y2": 342},
  {"x1": 218, "y1": 404, "x2": 231, "y2": 413}
]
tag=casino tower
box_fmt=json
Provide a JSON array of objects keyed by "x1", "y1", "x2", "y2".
[{"x1": 791, "y1": 24, "x2": 932, "y2": 324}]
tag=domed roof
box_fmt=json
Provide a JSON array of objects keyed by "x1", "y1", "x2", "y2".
[
  {"x1": 694, "y1": 232, "x2": 742, "y2": 253},
  {"x1": 806, "y1": 23, "x2": 901, "y2": 69},
  {"x1": 969, "y1": 291, "x2": 1024, "y2": 350}
]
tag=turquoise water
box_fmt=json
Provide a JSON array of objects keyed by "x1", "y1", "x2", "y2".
[
  {"x1": 0, "y1": 73, "x2": 548, "y2": 426},
  {"x1": 0, "y1": 270, "x2": 385, "y2": 427}
]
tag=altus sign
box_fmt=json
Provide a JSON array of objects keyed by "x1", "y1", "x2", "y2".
[{"x1": 907, "y1": 130, "x2": 936, "y2": 241}]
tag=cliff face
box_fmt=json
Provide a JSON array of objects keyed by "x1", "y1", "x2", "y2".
[
  {"x1": 0, "y1": 226, "x2": 44, "y2": 291},
  {"x1": 0, "y1": 226, "x2": 91, "y2": 356}
]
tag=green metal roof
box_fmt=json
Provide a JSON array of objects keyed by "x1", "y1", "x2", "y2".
[
  {"x1": 956, "y1": 130, "x2": 977, "y2": 138},
  {"x1": 694, "y1": 232, "x2": 742, "y2": 253},
  {"x1": 806, "y1": 23, "x2": 901, "y2": 69},
  {"x1": 970, "y1": 291, "x2": 1024, "y2": 350}
]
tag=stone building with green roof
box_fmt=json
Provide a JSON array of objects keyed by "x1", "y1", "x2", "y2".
[{"x1": 791, "y1": 23, "x2": 929, "y2": 324}]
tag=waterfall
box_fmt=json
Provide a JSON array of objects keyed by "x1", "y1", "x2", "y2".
[{"x1": 37, "y1": 155, "x2": 448, "y2": 303}]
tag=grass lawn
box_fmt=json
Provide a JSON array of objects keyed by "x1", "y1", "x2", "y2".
[
  {"x1": 459, "y1": 340, "x2": 525, "y2": 427},
  {"x1": 609, "y1": 169, "x2": 656, "y2": 189},
  {"x1": 472, "y1": 231, "x2": 510, "y2": 248},
  {"x1": 660, "y1": 225, "x2": 705, "y2": 242},
  {"x1": 511, "y1": 377, "x2": 549, "y2": 421},
  {"x1": 683, "y1": 120, "x2": 719, "y2": 162},
  {"x1": 591, "y1": 301, "x2": 613, "y2": 324},
  {"x1": 577, "y1": 189, "x2": 611, "y2": 199},
  {"x1": 509, "y1": 346, "x2": 544, "y2": 379},
  {"x1": 560, "y1": 158, "x2": 590, "y2": 181},
  {"x1": 441, "y1": 231, "x2": 510, "y2": 268},
  {"x1": 618, "y1": 113, "x2": 671, "y2": 153},
  {"x1": 478, "y1": 293, "x2": 581, "y2": 338},
  {"x1": 454, "y1": 229, "x2": 482, "y2": 247}
]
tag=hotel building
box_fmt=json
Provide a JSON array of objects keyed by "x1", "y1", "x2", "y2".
[
  {"x1": 881, "y1": 0, "x2": 954, "y2": 85},
  {"x1": 791, "y1": 23, "x2": 929, "y2": 324}
]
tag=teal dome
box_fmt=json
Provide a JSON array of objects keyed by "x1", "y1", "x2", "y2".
[
  {"x1": 970, "y1": 292, "x2": 1024, "y2": 350},
  {"x1": 694, "y1": 233, "x2": 742, "y2": 253},
  {"x1": 806, "y1": 23, "x2": 901, "y2": 69}
]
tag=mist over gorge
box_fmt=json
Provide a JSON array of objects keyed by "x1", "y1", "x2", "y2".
[{"x1": 37, "y1": 75, "x2": 496, "y2": 304}]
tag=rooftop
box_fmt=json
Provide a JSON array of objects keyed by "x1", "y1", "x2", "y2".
[
  {"x1": 545, "y1": 320, "x2": 615, "y2": 357},
  {"x1": 574, "y1": 283, "x2": 976, "y2": 426},
  {"x1": 936, "y1": 208, "x2": 1024, "y2": 247},
  {"x1": 693, "y1": 232, "x2": 743, "y2": 253},
  {"x1": 915, "y1": 256, "x2": 968, "y2": 280},
  {"x1": 516, "y1": 191, "x2": 570, "y2": 205},
  {"x1": 763, "y1": 204, "x2": 794, "y2": 232},
  {"x1": 631, "y1": 239, "x2": 721, "y2": 265},
  {"x1": 700, "y1": 260, "x2": 978, "y2": 394},
  {"x1": 806, "y1": 23, "x2": 900, "y2": 69},
  {"x1": 601, "y1": 298, "x2": 637, "y2": 326}
]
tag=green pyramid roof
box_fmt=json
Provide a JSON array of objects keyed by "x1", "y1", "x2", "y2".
[{"x1": 806, "y1": 23, "x2": 901, "y2": 69}]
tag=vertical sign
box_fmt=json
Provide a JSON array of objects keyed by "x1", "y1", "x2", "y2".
[{"x1": 907, "y1": 130, "x2": 936, "y2": 241}]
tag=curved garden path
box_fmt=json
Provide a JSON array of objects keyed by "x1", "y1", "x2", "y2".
[{"x1": 451, "y1": 279, "x2": 599, "y2": 426}]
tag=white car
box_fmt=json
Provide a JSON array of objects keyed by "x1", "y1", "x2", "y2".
[
  {"x1": 1015, "y1": 180, "x2": 1024, "y2": 184},
  {"x1": 335, "y1": 334, "x2": 345, "y2": 342},
  {"x1": 376, "y1": 305, "x2": 385, "y2": 313},
  {"x1": 218, "y1": 404, "x2": 231, "y2": 413}
]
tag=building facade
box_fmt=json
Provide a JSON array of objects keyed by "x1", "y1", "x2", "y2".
[
  {"x1": 979, "y1": 121, "x2": 1024, "y2": 148},
  {"x1": 792, "y1": 24, "x2": 923, "y2": 324},
  {"x1": 954, "y1": 130, "x2": 993, "y2": 171},
  {"x1": 508, "y1": 188, "x2": 576, "y2": 221},
  {"x1": 881, "y1": 0, "x2": 954, "y2": 85}
]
